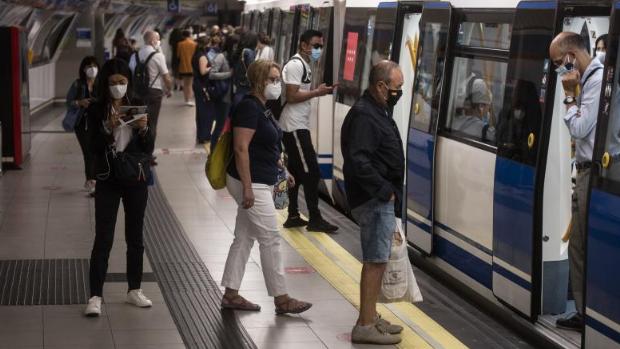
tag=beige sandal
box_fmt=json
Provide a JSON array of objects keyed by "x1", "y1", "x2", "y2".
[{"x1": 275, "y1": 297, "x2": 312, "y2": 315}]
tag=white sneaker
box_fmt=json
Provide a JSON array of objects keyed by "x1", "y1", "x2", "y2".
[
  {"x1": 126, "y1": 289, "x2": 152, "y2": 308},
  {"x1": 185, "y1": 101, "x2": 195, "y2": 107},
  {"x1": 84, "y1": 296, "x2": 102, "y2": 317}
]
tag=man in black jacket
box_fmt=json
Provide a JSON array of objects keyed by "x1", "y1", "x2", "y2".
[{"x1": 342, "y1": 60, "x2": 405, "y2": 345}]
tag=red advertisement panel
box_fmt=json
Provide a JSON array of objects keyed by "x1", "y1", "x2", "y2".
[{"x1": 343, "y1": 32, "x2": 358, "y2": 81}]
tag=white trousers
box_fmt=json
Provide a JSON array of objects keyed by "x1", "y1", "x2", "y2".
[{"x1": 221, "y1": 175, "x2": 287, "y2": 297}]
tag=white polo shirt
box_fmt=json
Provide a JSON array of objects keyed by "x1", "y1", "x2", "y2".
[
  {"x1": 279, "y1": 54, "x2": 312, "y2": 132},
  {"x1": 129, "y1": 45, "x2": 168, "y2": 91}
]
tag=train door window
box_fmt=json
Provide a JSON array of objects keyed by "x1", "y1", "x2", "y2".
[
  {"x1": 371, "y1": 4, "x2": 398, "y2": 64},
  {"x1": 312, "y1": 7, "x2": 334, "y2": 88},
  {"x1": 278, "y1": 12, "x2": 294, "y2": 64},
  {"x1": 442, "y1": 20, "x2": 512, "y2": 147},
  {"x1": 260, "y1": 11, "x2": 269, "y2": 34},
  {"x1": 337, "y1": 8, "x2": 378, "y2": 106},
  {"x1": 410, "y1": 22, "x2": 449, "y2": 132},
  {"x1": 270, "y1": 9, "x2": 282, "y2": 61}
]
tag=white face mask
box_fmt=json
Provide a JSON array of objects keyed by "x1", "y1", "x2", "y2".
[
  {"x1": 85, "y1": 66, "x2": 98, "y2": 79},
  {"x1": 264, "y1": 82, "x2": 281, "y2": 100},
  {"x1": 596, "y1": 51, "x2": 606, "y2": 64},
  {"x1": 153, "y1": 40, "x2": 161, "y2": 51},
  {"x1": 109, "y1": 84, "x2": 127, "y2": 100}
]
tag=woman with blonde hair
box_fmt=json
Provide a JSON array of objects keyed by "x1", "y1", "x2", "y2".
[{"x1": 221, "y1": 60, "x2": 312, "y2": 315}]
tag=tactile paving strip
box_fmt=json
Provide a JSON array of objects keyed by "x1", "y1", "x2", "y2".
[
  {"x1": 0, "y1": 258, "x2": 153, "y2": 305},
  {"x1": 143, "y1": 176, "x2": 257, "y2": 349}
]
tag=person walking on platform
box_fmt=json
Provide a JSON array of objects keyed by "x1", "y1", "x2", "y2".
[
  {"x1": 84, "y1": 58, "x2": 155, "y2": 317},
  {"x1": 206, "y1": 34, "x2": 232, "y2": 151},
  {"x1": 342, "y1": 61, "x2": 405, "y2": 345},
  {"x1": 231, "y1": 31, "x2": 257, "y2": 108},
  {"x1": 280, "y1": 29, "x2": 338, "y2": 233},
  {"x1": 177, "y1": 30, "x2": 197, "y2": 106},
  {"x1": 549, "y1": 32, "x2": 603, "y2": 332},
  {"x1": 66, "y1": 56, "x2": 99, "y2": 197},
  {"x1": 221, "y1": 60, "x2": 312, "y2": 315},
  {"x1": 129, "y1": 30, "x2": 172, "y2": 165}
]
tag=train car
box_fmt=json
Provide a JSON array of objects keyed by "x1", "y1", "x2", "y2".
[{"x1": 405, "y1": 0, "x2": 612, "y2": 348}]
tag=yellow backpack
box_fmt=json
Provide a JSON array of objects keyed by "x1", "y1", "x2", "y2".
[{"x1": 205, "y1": 119, "x2": 233, "y2": 190}]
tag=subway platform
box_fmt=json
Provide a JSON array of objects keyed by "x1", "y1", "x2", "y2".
[{"x1": 0, "y1": 94, "x2": 536, "y2": 349}]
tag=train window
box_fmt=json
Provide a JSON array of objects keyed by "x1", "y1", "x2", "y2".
[
  {"x1": 370, "y1": 5, "x2": 398, "y2": 64},
  {"x1": 410, "y1": 22, "x2": 448, "y2": 132},
  {"x1": 443, "y1": 57, "x2": 507, "y2": 145},
  {"x1": 278, "y1": 12, "x2": 294, "y2": 64},
  {"x1": 311, "y1": 7, "x2": 333, "y2": 88},
  {"x1": 457, "y1": 22, "x2": 512, "y2": 50},
  {"x1": 270, "y1": 9, "x2": 282, "y2": 59}
]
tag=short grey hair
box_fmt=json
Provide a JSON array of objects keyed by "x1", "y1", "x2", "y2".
[
  {"x1": 143, "y1": 30, "x2": 156, "y2": 44},
  {"x1": 369, "y1": 60, "x2": 400, "y2": 85}
]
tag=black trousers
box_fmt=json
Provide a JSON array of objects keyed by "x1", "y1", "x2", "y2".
[
  {"x1": 282, "y1": 129, "x2": 322, "y2": 221},
  {"x1": 145, "y1": 88, "x2": 164, "y2": 144},
  {"x1": 74, "y1": 119, "x2": 95, "y2": 181},
  {"x1": 89, "y1": 180, "x2": 148, "y2": 297}
]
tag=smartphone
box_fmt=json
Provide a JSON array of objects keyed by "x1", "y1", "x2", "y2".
[{"x1": 119, "y1": 106, "x2": 147, "y2": 126}]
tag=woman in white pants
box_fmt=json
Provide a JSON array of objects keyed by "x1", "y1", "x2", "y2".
[{"x1": 221, "y1": 59, "x2": 312, "y2": 315}]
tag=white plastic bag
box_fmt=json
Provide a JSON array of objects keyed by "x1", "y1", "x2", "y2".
[{"x1": 378, "y1": 219, "x2": 423, "y2": 303}]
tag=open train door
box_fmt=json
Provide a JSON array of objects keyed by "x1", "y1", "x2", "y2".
[
  {"x1": 584, "y1": 1, "x2": 620, "y2": 347},
  {"x1": 405, "y1": 2, "x2": 453, "y2": 253}
]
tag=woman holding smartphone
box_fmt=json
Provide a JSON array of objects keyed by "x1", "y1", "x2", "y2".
[
  {"x1": 84, "y1": 58, "x2": 155, "y2": 317},
  {"x1": 66, "y1": 56, "x2": 99, "y2": 196}
]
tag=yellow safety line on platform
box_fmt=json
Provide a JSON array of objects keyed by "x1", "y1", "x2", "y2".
[{"x1": 277, "y1": 213, "x2": 468, "y2": 349}]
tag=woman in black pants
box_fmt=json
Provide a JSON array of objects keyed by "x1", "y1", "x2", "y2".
[
  {"x1": 66, "y1": 56, "x2": 98, "y2": 196},
  {"x1": 84, "y1": 58, "x2": 155, "y2": 317}
]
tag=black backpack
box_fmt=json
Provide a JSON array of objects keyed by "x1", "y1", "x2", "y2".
[
  {"x1": 133, "y1": 51, "x2": 159, "y2": 99},
  {"x1": 267, "y1": 56, "x2": 309, "y2": 120}
]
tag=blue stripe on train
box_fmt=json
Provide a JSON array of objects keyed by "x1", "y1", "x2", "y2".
[
  {"x1": 586, "y1": 315, "x2": 620, "y2": 345},
  {"x1": 319, "y1": 163, "x2": 332, "y2": 179},
  {"x1": 587, "y1": 189, "x2": 620, "y2": 340}
]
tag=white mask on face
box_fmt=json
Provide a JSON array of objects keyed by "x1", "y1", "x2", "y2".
[
  {"x1": 109, "y1": 84, "x2": 127, "y2": 100},
  {"x1": 596, "y1": 51, "x2": 606, "y2": 64},
  {"x1": 153, "y1": 40, "x2": 161, "y2": 51},
  {"x1": 264, "y1": 82, "x2": 281, "y2": 100},
  {"x1": 85, "y1": 67, "x2": 98, "y2": 79}
]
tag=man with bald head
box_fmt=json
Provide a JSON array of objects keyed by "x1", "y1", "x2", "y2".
[
  {"x1": 549, "y1": 31, "x2": 603, "y2": 331},
  {"x1": 341, "y1": 60, "x2": 405, "y2": 344},
  {"x1": 129, "y1": 30, "x2": 173, "y2": 163}
]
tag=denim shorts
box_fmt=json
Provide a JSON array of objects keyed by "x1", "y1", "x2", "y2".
[{"x1": 351, "y1": 198, "x2": 395, "y2": 263}]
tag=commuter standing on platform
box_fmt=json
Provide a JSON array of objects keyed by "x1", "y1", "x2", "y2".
[
  {"x1": 280, "y1": 29, "x2": 338, "y2": 233},
  {"x1": 129, "y1": 30, "x2": 172, "y2": 165},
  {"x1": 549, "y1": 32, "x2": 603, "y2": 332},
  {"x1": 84, "y1": 58, "x2": 155, "y2": 317},
  {"x1": 221, "y1": 60, "x2": 312, "y2": 316},
  {"x1": 256, "y1": 33, "x2": 275, "y2": 61},
  {"x1": 231, "y1": 31, "x2": 257, "y2": 108},
  {"x1": 177, "y1": 30, "x2": 197, "y2": 106},
  {"x1": 66, "y1": 56, "x2": 99, "y2": 197},
  {"x1": 192, "y1": 36, "x2": 212, "y2": 144},
  {"x1": 205, "y1": 34, "x2": 233, "y2": 151},
  {"x1": 342, "y1": 61, "x2": 405, "y2": 345}
]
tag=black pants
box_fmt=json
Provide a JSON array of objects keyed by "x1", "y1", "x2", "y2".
[
  {"x1": 145, "y1": 88, "x2": 164, "y2": 144},
  {"x1": 208, "y1": 98, "x2": 230, "y2": 152},
  {"x1": 75, "y1": 119, "x2": 95, "y2": 181},
  {"x1": 89, "y1": 180, "x2": 148, "y2": 297},
  {"x1": 282, "y1": 129, "x2": 322, "y2": 221}
]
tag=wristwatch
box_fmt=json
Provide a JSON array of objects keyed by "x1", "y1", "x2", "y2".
[{"x1": 564, "y1": 95, "x2": 576, "y2": 105}]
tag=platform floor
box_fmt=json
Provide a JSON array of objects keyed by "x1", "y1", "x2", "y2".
[{"x1": 0, "y1": 93, "x2": 538, "y2": 349}]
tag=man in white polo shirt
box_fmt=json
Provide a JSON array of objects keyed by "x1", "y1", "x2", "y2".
[
  {"x1": 129, "y1": 30, "x2": 172, "y2": 164},
  {"x1": 280, "y1": 29, "x2": 338, "y2": 233}
]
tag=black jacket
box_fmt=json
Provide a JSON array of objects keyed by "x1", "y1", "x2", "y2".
[
  {"x1": 341, "y1": 90, "x2": 405, "y2": 214},
  {"x1": 86, "y1": 100, "x2": 155, "y2": 181}
]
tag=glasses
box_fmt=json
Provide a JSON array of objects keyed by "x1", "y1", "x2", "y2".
[
  {"x1": 312, "y1": 44, "x2": 323, "y2": 49},
  {"x1": 268, "y1": 77, "x2": 281, "y2": 84}
]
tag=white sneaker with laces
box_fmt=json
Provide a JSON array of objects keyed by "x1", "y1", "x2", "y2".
[
  {"x1": 126, "y1": 289, "x2": 152, "y2": 308},
  {"x1": 84, "y1": 296, "x2": 102, "y2": 317},
  {"x1": 185, "y1": 101, "x2": 195, "y2": 107}
]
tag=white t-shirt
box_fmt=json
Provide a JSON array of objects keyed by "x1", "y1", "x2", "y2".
[
  {"x1": 279, "y1": 54, "x2": 312, "y2": 132},
  {"x1": 257, "y1": 46, "x2": 275, "y2": 61},
  {"x1": 129, "y1": 45, "x2": 169, "y2": 91}
]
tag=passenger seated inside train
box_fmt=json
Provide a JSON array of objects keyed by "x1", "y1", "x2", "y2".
[{"x1": 451, "y1": 78, "x2": 496, "y2": 143}]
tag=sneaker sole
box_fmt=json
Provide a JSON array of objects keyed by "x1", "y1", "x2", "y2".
[
  {"x1": 556, "y1": 324, "x2": 583, "y2": 332},
  {"x1": 84, "y1": 312, "x2": 100, "y2": 317},
  {"x1": 283, "y1": 223, "x2": 308, "y2": 228},
  {"x1": 306, "y1": 227, "x2": 339, "y2": 233}
]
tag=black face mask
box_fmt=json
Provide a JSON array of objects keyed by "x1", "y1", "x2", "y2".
[{"x1": 386, "y1": 88, "x2": 403, "y2": 107}]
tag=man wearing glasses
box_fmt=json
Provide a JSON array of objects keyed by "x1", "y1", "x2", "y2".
[{"x1": 280, "y1": 29, "x2": 338, "y2": 233}]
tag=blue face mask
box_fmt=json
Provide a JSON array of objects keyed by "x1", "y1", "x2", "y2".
[
  {"x1": 311, "y1": 48, "x2": 322, "y2": 62},
  {"x1": 555, "y1": 55, "x2": 575, "y2": 77}
]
